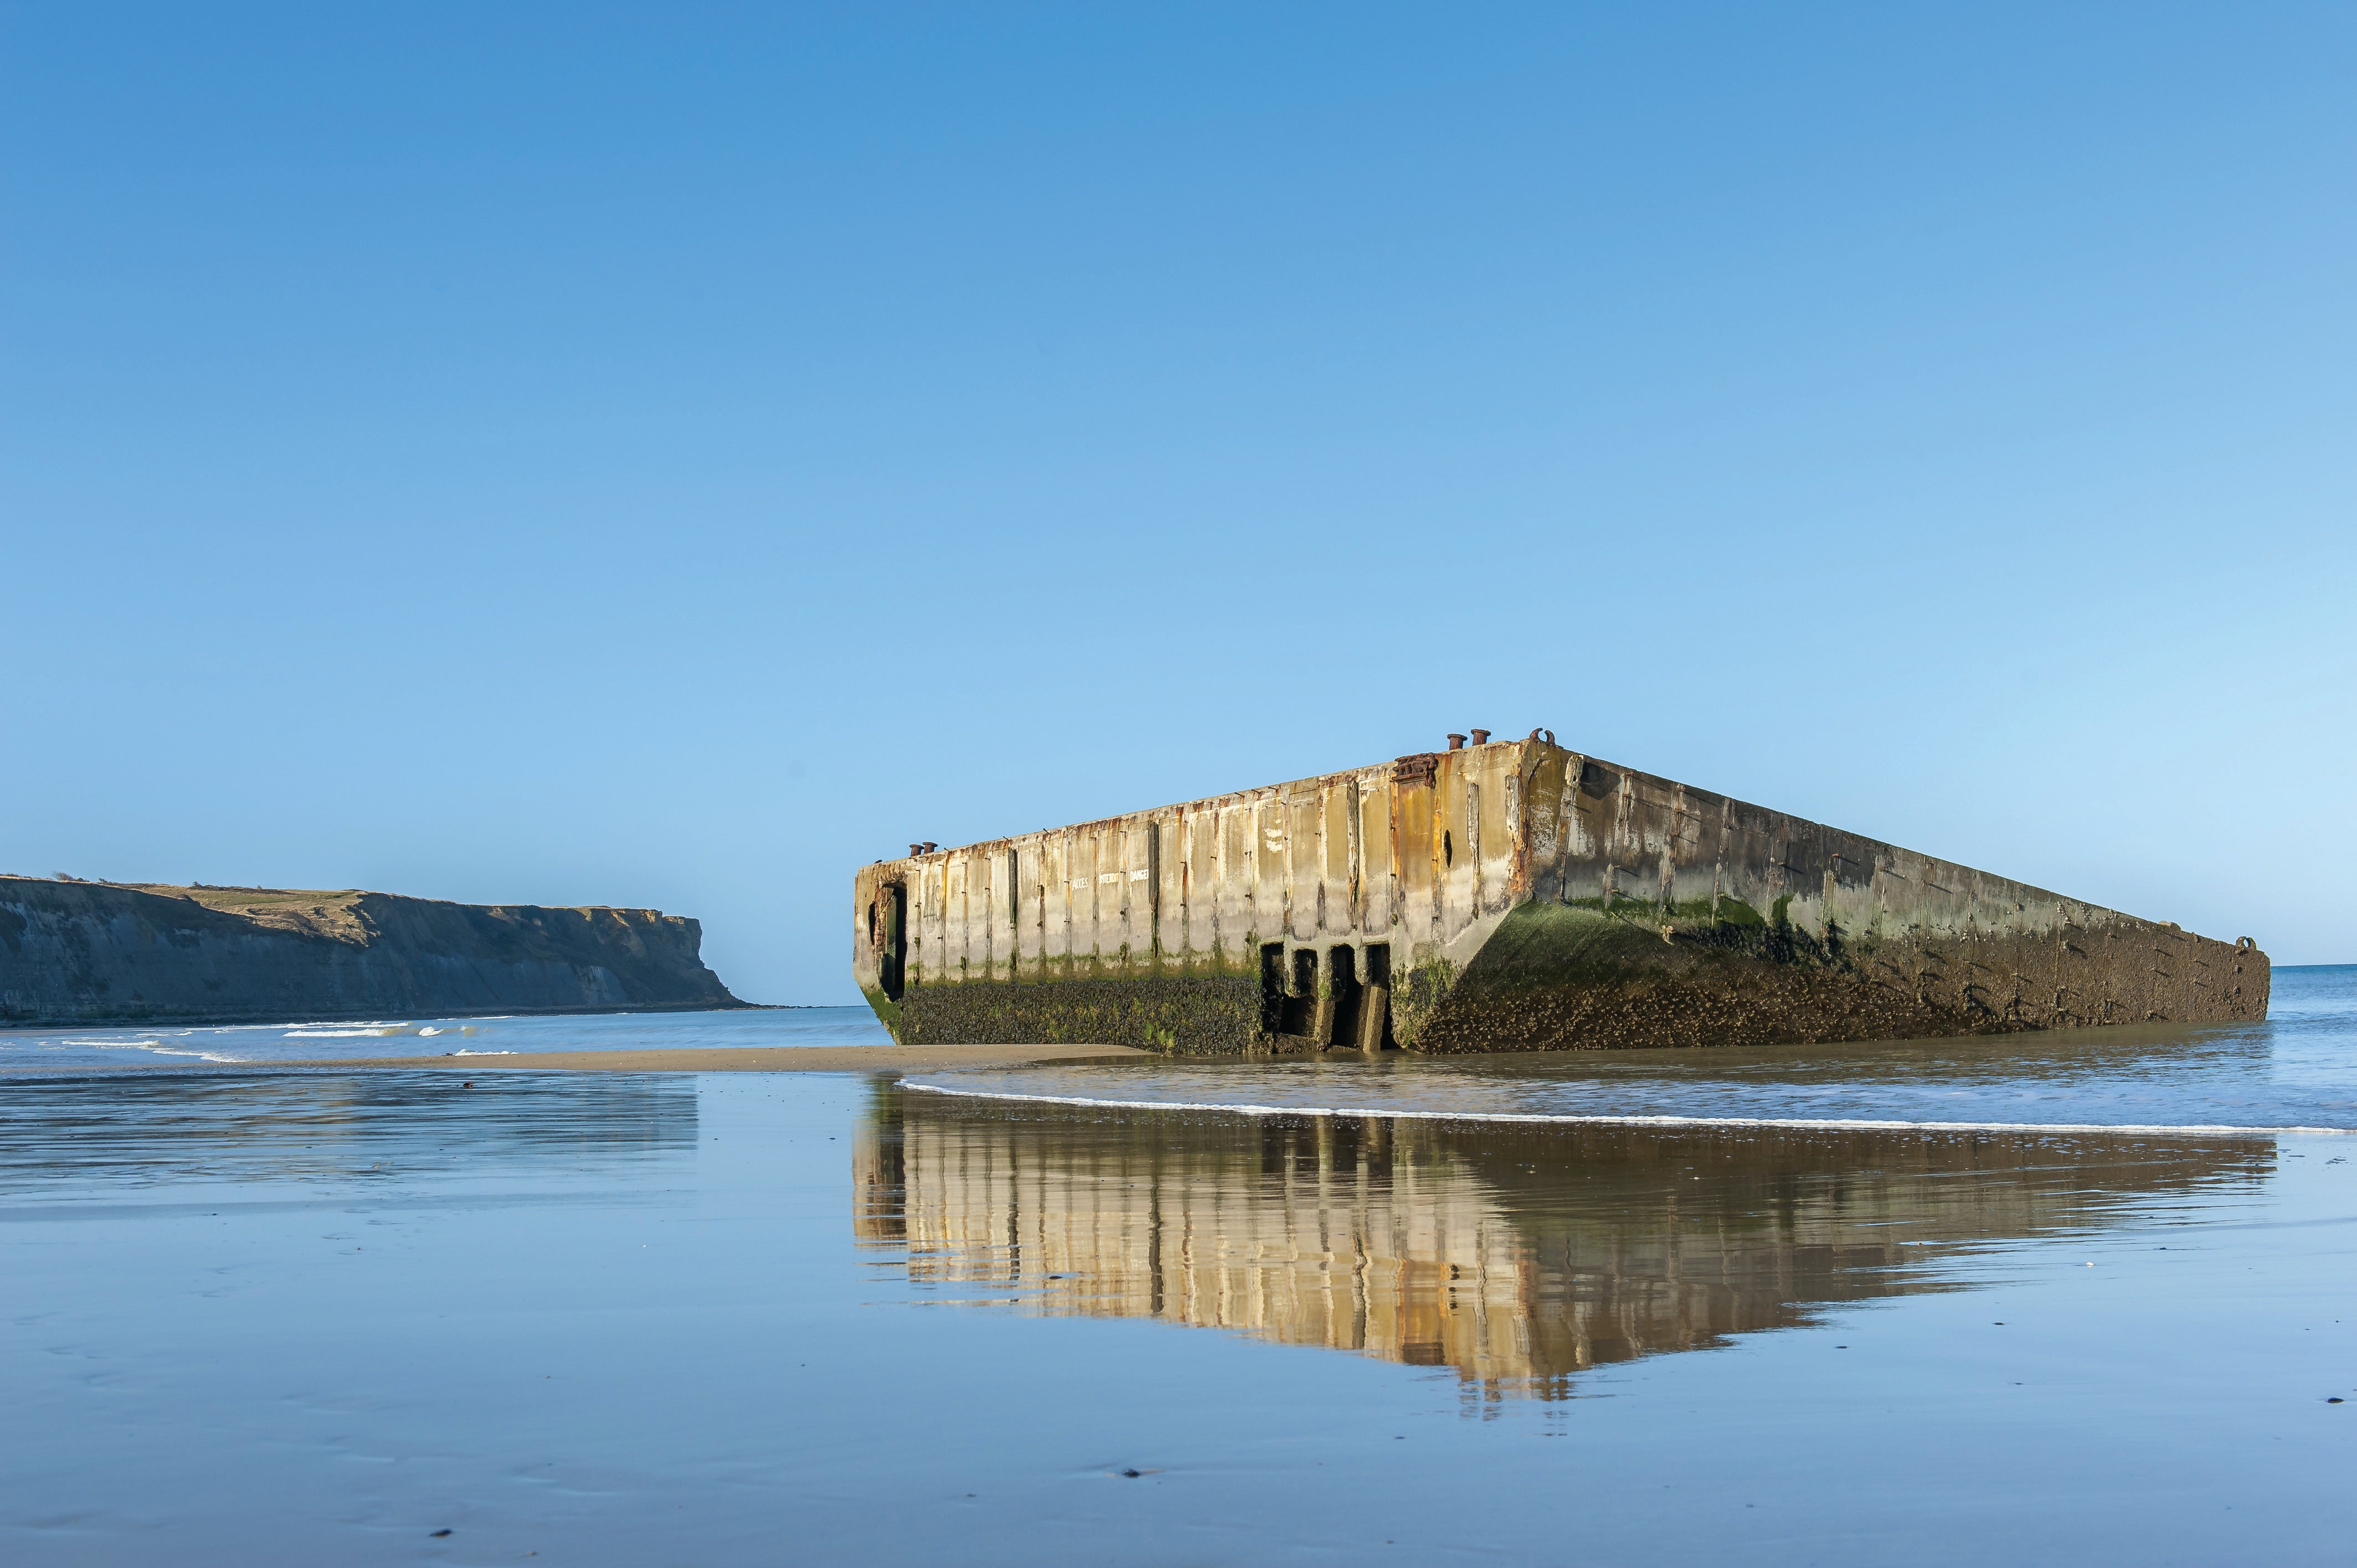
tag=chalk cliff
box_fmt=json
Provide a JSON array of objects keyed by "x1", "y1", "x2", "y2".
[{"x1": 0, "y1": 877, "x2": 743, "y2": 1025}]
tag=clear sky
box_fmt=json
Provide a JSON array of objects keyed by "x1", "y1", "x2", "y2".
[{"x1": 6, "y1": 4, "x2": 2353, "y2": 1000}]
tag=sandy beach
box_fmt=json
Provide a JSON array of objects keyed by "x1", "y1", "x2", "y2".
[{"x1": 281, "y1": 1041, "x2": 1154, "y2": 1072}]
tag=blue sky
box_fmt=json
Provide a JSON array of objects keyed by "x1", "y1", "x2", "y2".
[{"x1": 6, "y1": 4, "x2": 2353, "y2": 1000}]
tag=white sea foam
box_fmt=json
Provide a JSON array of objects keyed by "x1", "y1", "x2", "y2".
[
  {"x1": 92, "y1": 1042, "x2": 246, "y2": 1064},
  {"x1": 894, "y1": 1079, "x2": 2357, "y2": 1138}
]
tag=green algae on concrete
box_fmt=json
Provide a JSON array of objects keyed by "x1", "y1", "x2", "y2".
[{"x1": 899, "y1": 972, "x2": 1259, "y2": 1055}]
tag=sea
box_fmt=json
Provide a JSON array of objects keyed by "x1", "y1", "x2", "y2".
[
  {"x1": 3, "y1": 968, "x2": 2353, "y2": 1564},
  {"x1": 0, "y1": 1003, "x2": 893, "y2": 1070}
]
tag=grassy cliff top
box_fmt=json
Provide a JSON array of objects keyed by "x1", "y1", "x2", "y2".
[{"x1": 120, "y1": 883, "x2": 376, "y2": 942}]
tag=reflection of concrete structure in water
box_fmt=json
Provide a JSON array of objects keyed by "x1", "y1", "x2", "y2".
[{"x1": 856, "y1": 1087, "x2": 2267, "y2": 1399}]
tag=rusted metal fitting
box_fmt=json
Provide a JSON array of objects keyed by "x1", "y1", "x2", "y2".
[
  {"x1": 1446, "y1": 734, "x2": 1466, "y2": 750},
  {"x1": 909, "y1": 844, "x2": 926, "y2": 858},
  {"x1": 1469, "y1": 729, "x2": 1491, "y2": 746},
  {"x1": 1527, "y1": 726, "x2": 1555, "y2": 744},
  {"x1": 922, "y1": 842, "x2": 938, "y2": 854}
]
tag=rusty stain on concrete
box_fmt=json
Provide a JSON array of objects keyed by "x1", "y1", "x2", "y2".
[{"x1": 851, "y1": 736, "x2": 2270, "y2": 1054}]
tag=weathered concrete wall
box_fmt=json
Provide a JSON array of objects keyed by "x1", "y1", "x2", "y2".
[
  {"x1": 854, "y1": 1086, "x2": 2268, "y2": 1395},
  {"x1": 0, "y1": 877, "x2": 742, "y2": 1025},
  {"x1": 851, "y1": 743, "x2": 1525, "y2": 1050},
  {"x1": 852, "y1": 736, "x2": 2270, "y2": 1053},
  {"x1": 1429, "y1": 742, "x2": 2271, "y2": 1050}
]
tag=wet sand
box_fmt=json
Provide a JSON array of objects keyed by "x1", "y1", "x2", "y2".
[{"x1": 281, "y1": 1041, "x2": 1154, "y2": 1072}]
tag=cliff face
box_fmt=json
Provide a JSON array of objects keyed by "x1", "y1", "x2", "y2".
[{"x1": 0, "y1": 878, "x2": 743, "y2": 1026}]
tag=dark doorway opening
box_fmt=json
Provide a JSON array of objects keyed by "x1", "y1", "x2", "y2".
[
  {"x1": 1259, "y1": 943, "x2": 1286, "y2": 1035},
  {"x1": 1327, "y1": 946, "x2": 1362, "y2": 1054},
  {"x1": 1358, "y1": 942, "x2": 1396, "y2": 1050},
  {"x1": 1282, "y1": 948, "x2": 1319, "y2": 1038},
  {"x1": 877, "y1": 883, "x2": 908, "y2": 1001}
]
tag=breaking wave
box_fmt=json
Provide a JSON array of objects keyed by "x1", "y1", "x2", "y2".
[{"x1": 894, "y1": 1078, "x2": 2355, "y2": 1139}]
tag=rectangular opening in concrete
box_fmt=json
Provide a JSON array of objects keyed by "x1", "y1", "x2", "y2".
[
  {"x1": 1360, "y1": 942, "x2": 1394, "y2": 1051},
  {"x1": 877, "y1": 883, "x2": 907, "y2": 1002},
  {"x1": 1328, "y1": 945, "x2": 1362, "y2": 1054},
  {"x1": 1282, "y1": 948, "x2": 1320, "y2": 1038},
  {"x1": 1259, "y1": 943, "x2": 1286, "y2": 1035}
]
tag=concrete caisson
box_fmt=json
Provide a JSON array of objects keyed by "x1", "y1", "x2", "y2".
[{"x1": 851, "y1": 736, "x2": 2269, "y2": 1054}]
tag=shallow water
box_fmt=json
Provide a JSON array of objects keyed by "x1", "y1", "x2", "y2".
[
  {"x1": 4, "y1": 970, "x2": 2355, "y2": 1564},
  {"x1": 0, "y1": 1004, "x2": 887, "y2": 1071},
  {"x1": 912, "y1": 965, "x2": 2357, "y2": 1133}
]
